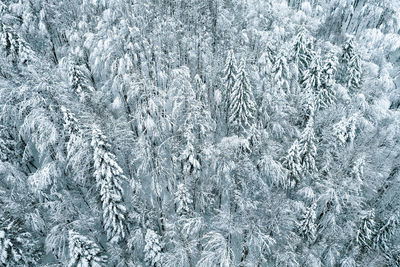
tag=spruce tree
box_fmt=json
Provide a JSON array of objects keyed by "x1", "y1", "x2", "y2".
[
  {"x1": 228, "y1": 59, "x2": 257, "y2": 135},
  {"x1": 91, "y1": 126, "x2": 127, "y2": 243},
  {"x1": 300, "y1": 54, "x2": 319, "y2": 123}
]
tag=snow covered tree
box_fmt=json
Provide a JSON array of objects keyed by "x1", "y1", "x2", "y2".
[
  {"x1": 301, "y1": 53, "x2": 321, "y2": 91},
  {"x1": 281, "y1": 139, "x2": 302, "y2": 189},
  {"x1": 272, "y1": 52, "x2": 290, "y2": 95},
  {"x1": 332, "y1": 114, "x2": 357, "y2": 146},
  {"x1": 91, "y1": 126, "x2": 127, "y2": 243},
  {"x1": 69, "y1": 61, "x2": 94, "y2": 100},
  {"x1": 347, "y1": 53, "x2": 362, "y2": 90},
  {"x1": 318, "y1": 55, "x2": 337, "y2": 108},
  {"x1": 228, "y1": 59, "x2": 257, "y2": 135},
  {"x1": 0, "y1": 22, "x2": 34, "y2": 68},
  {"x1": 298, "y1": 203, "x2": 317, "y2": 244},
  {"x1": 0, "y1": 217, "x2": 40, "y2": 266},
  {"x1": 0, "y1": 126, "x2": 22, "y2": 164},
  {"x1": 144, "y1": 229, "x2": 163, "y2": 267},
  {"x1": 293, "y1": 29, "x2": 314, "y2": 81},
  {"x1": 340, "y1": 37, "x2": 362, "y2": 90},
  {"x1": 341, "y1": 37, "x2": 355, "y2": 67},
  {"x1": 299, "y1": 118, "x2": 317, "y2": 175},
  {"x1": 356, "y1": 210, "x2": 376, "y2": 251},
  {"x1": 68, "y1": 231, "x2": 107, "y2": 267},
  {"x1": 222, "y1": 49, "x2": 238, "y2": 126},
  {"x1": 373, "y1": 214, "x2": 398, "y2": 253},
  {"x1": 197, "y1": 231, "x2": 233, "y2": 267},
  {"x1": 174, "y1": 183, "x2": 193, "y2": 216},
  {"x1": 61, "y1": 106, "x2": 79, "y2": 137}
]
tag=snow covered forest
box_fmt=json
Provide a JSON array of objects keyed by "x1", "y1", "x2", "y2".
[{"x1": 1, "y1": 0, "x2": 400, "y2": 266}]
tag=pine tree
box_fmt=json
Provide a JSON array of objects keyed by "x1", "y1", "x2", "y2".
[
  {"x1": 281, "y1": 139, "x2": 302, "y2": 189},
  {"x1": 228, "y1": 59, "x2": 257, "y2": 135},
  {"x1": 91, "y1": 126, "x2": 127, "y2": 243},
  {"x1": 299, "y1": 118, "x2": 317, "y2": 175},
  {"x1": 222, "y1": 49, "x2": 238, "y2": 126},
  {"x1": 356, "y1": 210, "x2": 375, "y2": 251},
  {"x1": 298, "y1": 203, "x2": 317, "y2": 244},
  {"x1": 144, "y1": 229, "x2": 163, "y2": 267},
  {"x1": 68, "y1": 231, "x2": 107, "y2": 267}
]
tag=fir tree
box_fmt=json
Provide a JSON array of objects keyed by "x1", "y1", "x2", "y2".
[
  {"x1": 68, "y1": 231, "x2": 107, "y2": 267},
  {"x1": 228, "y1": 59, "x2": 257, "y2": 135},
  {"x1": 91, "y1": 126, "x2": 127, "y2": 243}
]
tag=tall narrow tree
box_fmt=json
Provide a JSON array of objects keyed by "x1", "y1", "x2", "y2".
[
  {"x1": 228, "y1": 59, "x2": 257, "y2": 135},
  {"x1": 91, "y1": 126, "x2": 127, "y2": 243}
]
